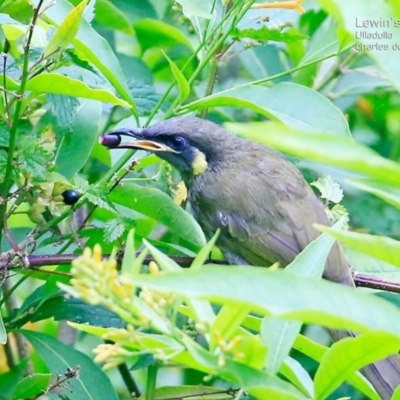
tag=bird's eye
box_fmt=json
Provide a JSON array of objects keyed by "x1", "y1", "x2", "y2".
[{"x1": 170, "y1": 136, "x2": 187, "y2": 151}]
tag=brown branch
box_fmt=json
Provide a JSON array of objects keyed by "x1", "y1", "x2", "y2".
[
  {"x1": 353, "y1": 272, "x2": 400, "y2": 294},
  {"x1": 3, "y1": 251, "x2": 400, "y2": 294},
  {"x1": 1, "y1": 253, "x2": 228, "y2": 270}
]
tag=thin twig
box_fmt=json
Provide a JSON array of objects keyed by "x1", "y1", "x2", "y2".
[
  {"x1": 3, "y1": 214, "x2": 20, "y2": 252},
  {"x1": 353, "y1": 272, "x2": 400, "y2": 293},
  {"x1": 3, "y1": 251, "x2": 400, "y2": 294},
  {"x1": 2, "y1": 50, "x2": 10, "y2": 125},
  {"x1": 0, "y1": 0, "x2": 45, "y2": 249}
]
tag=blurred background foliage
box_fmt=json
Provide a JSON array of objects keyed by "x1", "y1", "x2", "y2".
[{"x1": 1, "y1": 0, "x2": 400, "y2": 399}]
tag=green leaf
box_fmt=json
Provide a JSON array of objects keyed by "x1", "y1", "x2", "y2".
[
  {"x1": 130, "y1": 80, "x2": 162, "y2": 116},
  {"x1": 36, "y1": 0, "x2": 137, "y2": 115},
  {"x1": 121, "y1": 229, "x2": 137, "y2": 274},
  {"x1": 7, "y1": 286, "x2": 125, "y2": 329},
  {"x1": 316, "y1": 225, "x2": 400, "y2": 268},
  {"x1": 21, "y1": 330, "x2": 118, "y2": 400},
  {"x1": 299, "y1": 23, "x2": 339, "y2": 66},
  {"x1": 348, "y1": 178, "x2": 400, "y2": 210},
  {"x1": 262, "y1": 228, "x2": 338, "y2": 374},
  {"x1": 103, "y1": 218, "x2": 125, "y2": 242},
  {"x1": 262, "y1": 316, "x2": 301, "y2": 374},
  {"x1": 55, "y1": 99, "x2": 101, "y2": 179},
  {"x1": 110, "y1": 183, "x2": 206, "y2": 248},
  {"x1": 280, "y1": 357, "x2": 313, "y2": 398},
  {"x1": 128, "y1": 266, "x2": 400, "y2": 335},
  {"x1": 318, "y1": 0, "x2": 400, "y2": 91},
  {"x1": 311, "y1": 176, "x2": 344, "y2": 204},
  {"x1": 181, "y1": 336, "x2": 307, "y2": 400},
  {"x1": 47, "y1": 94, "x2": 80, "y2": 135},
  {"x1": 295, "y1": 330, "x2": 380, "y2": 399},
  {"x1": 17, "y1": 137, "x2": 53, "y2": 181},
  {"x1": 211, "y1": 304, "x2": 251, "y2": 346},
  {"x1": 12, "y1": 373, "x2": 51, "y2": 398},
  {"x1": 95, "y1": 0, "x2": 134, "y2": 35},
  {"x1": 133, "y1": 19, "x2": 192, "y2": 52},
  {"x1": 0, "y1": 360, "x2": 28, "y2": 399},
  {"x1": 191, "y1": 230, "x2": 219, "y2": 269},
  {"x1": 314, "y1": 331, "x2": 400, "y2": 399},
  {"x1": 85, "y1": 187, "x2": 116, "y2": 212},
  {"x1": 143, "y1": 239, "x2": 182, "y2": 272},
  {"x1": 163, "y1": 51, "x2": 190, "y2": 102},
  {"x1": 176, "y1": 0, "x2": 213, "y2": 19},
  {"x1": 43, "y1": 0, "x2": 88, "y2": 57},
  {"x1": 226, "y1": 122, "x2": 400, "y2": 186},
  {"x1": 188, "y1": 83, "x2": 351, "y2": 135},
  {"x1": 26, "y1": 73, "x2": 130, "y2": 107}
]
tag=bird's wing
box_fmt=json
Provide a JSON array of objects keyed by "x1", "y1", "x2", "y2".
[{"x1": 191, "y1": 148, "x2": 352, "y2": 284}]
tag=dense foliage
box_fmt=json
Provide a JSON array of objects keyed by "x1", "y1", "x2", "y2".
[{"x1": 1, "y1": 0, "x2": 400, "y2": 399}]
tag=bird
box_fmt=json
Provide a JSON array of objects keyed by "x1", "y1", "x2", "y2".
[{"x1": 102, "y1": 116, "x2": 400, "y2": 399}]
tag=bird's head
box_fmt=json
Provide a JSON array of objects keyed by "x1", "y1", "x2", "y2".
[{"x1": 101, "y1": 117, "x2": 233, "y2": 181}]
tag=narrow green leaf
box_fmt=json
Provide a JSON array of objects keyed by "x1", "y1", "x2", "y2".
[
  {"x1": 314, "y1": 331, "x2": 400, "y2": 399},
  {"x1": 44, "y1": 0, "x2": 88, "y2": 57},
  {"x1": 187, "y1": 83, "x2": 351, "y2": 136},
  {"x1": 316, "y1": 225, "x2": 400, "y2": 268},
  {"x1": 293, "y1": 335, "x2": 380, "y2": 400},
  {"x1": 175, "y1": 0, "x2": 213, "y2": 19},
  {"x1": 55, "y1": 99, "x2": 101, "y2": 179},
  {"x1": 211, "y1": 304, "x2": 252, "y2": 346},
  {"x1": 191, "y1": 230, "x2": 219, "y2": 269},
  {"x1": 26, "y1": 73, "x2": 130, "y2": 107},
  {"x1": 110, "y1": 183, "x2": 206, "y2": 248},
  {"x1": 13, "y1": 373, "x2": 51, "y2": 398},
  {"x1": 181, "y1": 336, "x2": 307, "y2": 400},
  {"x1": 121, "y1": 229, "x2": 136, "y2": 274},
  {"x1": 280, "y1": 357, "x2": 314, "y2": 398},
  {"x1": 263, "y1": 226, "x2": 339, "y2": 374},
  {"x1": 163, "y1": 51, "x2": 190, "y2": 102},
  {"x1": 21, "y1": 330, "x2": 118, "y2": 400},
  {"x1": 143, "y1": 239, "x2": 181, "y2": 271},
  {"x1": 128, "y1": 267, "x2": 400, "y2": 336},
  {"x1": 226, "y1": 122, "x2": 400, "y2": 186},
  {"x1": 133, "y1": 19, "x2": 192, "y2": 52},
  {"x1": 348, "y1": 178, "x2": 400, "y2": 210},
  {"x1": 262, "y1": 317, "x2": 301, "y2": 374},
  {"x1": 35, "y1": 0, "x2": 137, "y2": 115},
  {"x1": 95, "y1": 0, "x2": 134, "y2": 35},
  {"x1": 299, "y1": 23, "x2": 338, "y2": 66}
]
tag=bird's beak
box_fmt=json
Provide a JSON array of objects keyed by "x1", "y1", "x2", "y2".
[{"x1": 100, "y1": 128, "x2": 177, "y2": 153}]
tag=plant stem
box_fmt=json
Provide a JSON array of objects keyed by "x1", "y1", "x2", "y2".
[
  {"x1": 117, "y1": 361, "x2": 141, "y2": 398},
  {"x1": 145, "y1": 365, "x2": 158, "y2": 400},
  {"x1": 0, "y1": 0, "x2": 45, "y2": 250}
]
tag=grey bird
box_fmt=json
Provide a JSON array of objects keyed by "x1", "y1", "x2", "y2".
[{"x1": 102, "y1": 116, "x2": 400, "y2": 399}]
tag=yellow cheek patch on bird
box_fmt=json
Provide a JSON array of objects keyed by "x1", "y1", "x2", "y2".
[{"x1": 192, "y1": 149, "x2": 208, "y2": 176}]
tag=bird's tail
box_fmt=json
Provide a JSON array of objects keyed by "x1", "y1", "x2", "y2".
[{"x1": 362, "y1": 356, "x2": 400, "y2": 400}]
